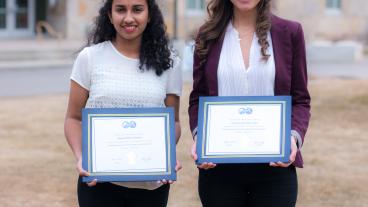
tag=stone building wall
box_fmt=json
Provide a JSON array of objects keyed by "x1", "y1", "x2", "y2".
[
  {"x1": 65, "y1": 0, "x2": 100, "y2": 40},
  {"x1": 272, "y1": 0, "x2": 368, "y2": 43},
  {"x1": 59, "y1": 0, "x2": 368, "y2": 43}
]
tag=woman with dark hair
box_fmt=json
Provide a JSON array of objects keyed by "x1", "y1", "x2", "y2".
[
  {"x1": 64, "y1": 0, "x2": 182, "y2": 206},
  {"x1": 189, "y1": 0, "x2": 310, "y2": 206}
]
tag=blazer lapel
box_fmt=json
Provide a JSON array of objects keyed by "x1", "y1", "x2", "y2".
[
  {"x1": 205, "y1": 35, "x2": 225, "y2": 96},
  {"x1": 271, "y1": 15, "x2": 292, "y2": 95}
]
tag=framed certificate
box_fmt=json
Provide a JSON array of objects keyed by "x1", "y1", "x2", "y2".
[
  {"x1": 82, "y1": 108, "x2": 176, "y2": 182},
  {"x1": 196, "y1": 96, "x2": 291, "y2": 164}
]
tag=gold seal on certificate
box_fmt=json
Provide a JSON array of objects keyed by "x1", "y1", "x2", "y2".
[{"x1": 196, "y1": 96, "x2": 291, "y2": 164}]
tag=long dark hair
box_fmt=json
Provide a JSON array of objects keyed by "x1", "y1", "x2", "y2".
[
  {"x1": 196, "y1": 0, "x2": 272, "y2": 66},
  {"x1": 88, "y1": 0, "x2": 172, "y2": 76}
]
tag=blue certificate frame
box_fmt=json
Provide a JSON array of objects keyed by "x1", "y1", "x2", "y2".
[
  {"x1": 82, "y1": 108, "x2": 176, "y2": 182},
  {"x1": 197, "y1": 96, "x2": 291, "y2": 164}
]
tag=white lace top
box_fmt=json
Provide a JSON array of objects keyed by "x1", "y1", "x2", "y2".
[
  {"x1": 72, "y1": 41, "x2": 182, "y2": 107},
  {"x1": 71, "y1": 41, "x2": 182, "y2": 190}
]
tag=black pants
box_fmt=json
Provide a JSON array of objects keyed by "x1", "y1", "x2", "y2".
[
  {"x1": 198, "y1": 164, "x2": 298, "y2": 207},
  {"x1": 77, "y1": 177, "x2": 170, "y2": 207}
]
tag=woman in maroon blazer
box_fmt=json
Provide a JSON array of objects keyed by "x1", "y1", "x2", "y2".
[{"x1": 188, "y1": 0, "x2": 311, "y2": 206}]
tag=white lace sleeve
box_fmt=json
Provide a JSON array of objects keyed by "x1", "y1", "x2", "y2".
[
  {"x1": 166, "y1": 55, "x2": 182, "y2": 96},
  {"x1": 70, "y1": 47, "x2": 91, "y2": 90}
]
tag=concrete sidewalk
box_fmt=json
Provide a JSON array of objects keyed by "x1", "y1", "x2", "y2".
[
  {"x1": 182, "y1": 58, "x2": 368, "y2": 82},
  {"x1": 0, "y1": 38, "x2": 367, "y2": 97},
  {"x1": 308, "y1": 59, "x2": 368, "y2": 79}
]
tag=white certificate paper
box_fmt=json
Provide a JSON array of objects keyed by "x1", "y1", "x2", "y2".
[
  {"x1": 91, "y1": 117, "x2": 167, "y2": 173},
  {"x1": 206, "y1": 104, "x2": 281, "y2": 155}
]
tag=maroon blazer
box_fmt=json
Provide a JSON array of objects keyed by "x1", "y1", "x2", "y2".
[{"x1": 188, "y1": 15, "x2": 311, "y2": 168}]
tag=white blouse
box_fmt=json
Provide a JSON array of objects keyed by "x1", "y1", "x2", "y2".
[
  {"x1": 218, "y1": 22, "x2": 275, "y2": 96},
  {"x1": 71, "y1": 41, "x2": 182, "y2": 190}
]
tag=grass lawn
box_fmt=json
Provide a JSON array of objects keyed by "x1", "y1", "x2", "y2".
[{"x1": 0, "y1": 78, "x2": 367, "y2": 207}]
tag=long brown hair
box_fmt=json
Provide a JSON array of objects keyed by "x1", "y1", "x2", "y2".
[{"x1": 196, "y1": 0, "x2": 272, "y2": 66}]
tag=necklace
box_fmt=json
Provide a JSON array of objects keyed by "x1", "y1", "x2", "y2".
[
  {"x1": 232, "y1": 21, "x2": 255, "y2": 42},
  {"x1": 235, "y1": 30, "x2": 255, "y2": 42}
]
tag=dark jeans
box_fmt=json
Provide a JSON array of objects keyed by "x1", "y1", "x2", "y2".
[
  {"x1": 77, "y1": 177, "x2": 170, "y2": 207},
  {"x1": 198, "y1": 164, "x2": 298, "y2": 207}
]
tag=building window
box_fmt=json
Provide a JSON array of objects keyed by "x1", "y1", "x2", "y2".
[
  {"x1": 186, "y1": 0, "x2": 205, "y2": 15},
  {"x1": 0, "y1": 0, "x2": 6, "y2": 28},
  {"x1": 326, "y1": 0, "x2": 341, "y2": 12}
]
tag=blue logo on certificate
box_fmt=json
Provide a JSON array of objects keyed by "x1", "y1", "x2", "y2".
[
  {"x1": 122, "y1": 121, "x2": 137, "y2": 128},
  {"x1": 239, "y1": 107, "x2": 253, "y2": 115}
]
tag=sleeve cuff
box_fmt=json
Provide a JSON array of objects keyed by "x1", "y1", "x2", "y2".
[
  {"x1": 70, "y1": 78, "x2": 90, "y2": 91},
  {"x1": 166, "y1": 90, "x2": 182, "y2": 97},
  {"x1": 291, "y1": 130, "x2": 303, "y2": 149}
]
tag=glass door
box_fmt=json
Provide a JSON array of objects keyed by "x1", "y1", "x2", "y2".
[
  {"x1": 0, "y1": 0, "x2": 6, "y2": 29},
  {"x1": 0, "y1": 0, "x2": 35, "y2": 38}
]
